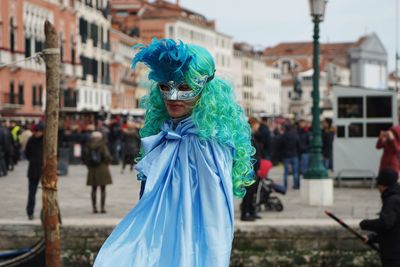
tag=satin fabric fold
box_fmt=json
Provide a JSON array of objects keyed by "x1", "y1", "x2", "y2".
[{"x1": 94, "y1": 117, "x2": 234, "y2": 267}]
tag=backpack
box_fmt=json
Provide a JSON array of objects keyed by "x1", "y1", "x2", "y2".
[{"x1": 84, "y1": 147, "x2": 102, "y2": 167}]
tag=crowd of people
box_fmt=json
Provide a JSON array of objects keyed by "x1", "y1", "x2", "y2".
[
  {"x1": 239, "y1": 116, "x2": 336, "y2": 221},
  {"x1": 0, "y1": 117, "x2": 141, "y2": 219},
  {"x1": 0, "y1": 120, "x2": 32, "y2": 177},
  {"x1": 3, "y1": 116, "x2": 400, "y2": 266},
  {"x1": 0, "y1": 117, "x2": 142, "y2": 172},
  {"x1": 58, "y1": 117, "x2": 141, "y2": 169},
  {"x1": 1, "y1": 115, "x2": 338, "y2": 221},
  {"x1": 247, "y1": 117, "x2": 335, "y2": 188}
]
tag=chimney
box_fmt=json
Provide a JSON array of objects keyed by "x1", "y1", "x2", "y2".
[{"x1": 176, "y1": 0, "x2": 180, "y2": 6}]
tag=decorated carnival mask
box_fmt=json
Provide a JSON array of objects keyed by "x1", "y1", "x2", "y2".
[{"x1": 131, "y1": 38, "x2": 215, "y2": 101}]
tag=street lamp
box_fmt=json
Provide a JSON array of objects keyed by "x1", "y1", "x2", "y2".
[
  {"x1": 309, "y1": 0, "x2": 327, "y2": 21},
  {"x1": 301, "y1": 0, "x2": 333, "y2": 206}
]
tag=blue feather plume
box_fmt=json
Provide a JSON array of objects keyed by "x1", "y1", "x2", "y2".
[{"x1": 131, "y1": 38, "x2": 195, "y2": 83}]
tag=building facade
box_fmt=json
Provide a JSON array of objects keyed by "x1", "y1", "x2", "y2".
[
  {"x1": 0, "y1": 0, "x2": 139, "y2": 122},
  {"x1": 0, "y1": 0, "x2": 78, "y2": 119},
  {"x1": 264, "y1": 33, "x2": 387, "y2": 119},
  {"x1": 164, "y1": 19, "x2": 233, "y2": 77},
  {"x1": 75, "y1": 0, "x2": 112, "y2": 113},
  {"x1": 233, "y1": 43, "x2": 281, "y2": 116},
  {"x1": 265, "y1": 65, "x2": 282, "y2": 116},
  {"x1": 109, "y1": 28, "x2": 137, "y2": 112},
  {"x1": 110, "y1": 0, "x2": 234, "y2": 102},
  {"x1": 349, "y1": 33, "x2": 387, "y2": 89}
]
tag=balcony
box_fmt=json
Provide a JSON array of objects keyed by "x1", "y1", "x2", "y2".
[{"x1": 0, "y1": 93, "x2": 23, "y2": 110}]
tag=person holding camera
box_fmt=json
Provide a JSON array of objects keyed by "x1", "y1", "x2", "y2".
[{"x1": 376, "y1": 126, "x2": 400, "y2": 173}]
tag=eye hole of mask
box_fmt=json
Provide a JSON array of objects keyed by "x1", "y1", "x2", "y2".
[
  {"x1": 159, "y1": 84, "x2": 170, "y2": 91},
  {"x1": 158, "y1": 83, "x2": 192, "y2": 92},
  {"x1": 177, "y1": 84, "x2": 191, "y2": 91}
]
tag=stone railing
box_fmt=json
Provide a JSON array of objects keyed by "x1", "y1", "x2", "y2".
[{"x1": 0, "y1": 220, "x2": 380, "y2": 267}]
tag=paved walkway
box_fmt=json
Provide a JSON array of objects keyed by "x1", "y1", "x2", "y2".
[{"x1": 0, "y1": 161, "x2": 381, "y2": 226}]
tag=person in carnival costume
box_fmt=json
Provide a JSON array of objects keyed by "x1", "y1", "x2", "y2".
[{"x1": 93, "y1": 38, "x2": 254, "y2": 267}]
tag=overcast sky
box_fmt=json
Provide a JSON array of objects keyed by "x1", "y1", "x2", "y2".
[{"x1": 175, "y1": 0, "x2": 397, "y2": 71}]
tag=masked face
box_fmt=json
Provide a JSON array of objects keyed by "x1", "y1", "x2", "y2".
[
  {"x1": 163, "y1": 95, "x2": 200, "y2": 118},
  {"x1": 158, "y1": 73, "x2": 214, "y2": 118},
  {"x1": 158, "y1": 81, "x2": 202, "y2": 118}
]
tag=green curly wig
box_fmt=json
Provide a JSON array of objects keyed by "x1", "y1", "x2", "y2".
[{"x1": 135, "y1": 39, "x2": 255, "y2": 198}]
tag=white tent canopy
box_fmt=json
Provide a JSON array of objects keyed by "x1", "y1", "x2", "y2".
[{"x1": 332, "y1": 85, "x2": 397, "y2": 178}]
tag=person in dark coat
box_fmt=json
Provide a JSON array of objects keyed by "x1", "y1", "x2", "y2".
[
  {"x1": 97, "y1": 120, "x2": 110, "y2": 145},
  {"x1": 240, "y1": 117, "x2": 262, "y2": 221},
  {"x1": 322, "y1": 118, "x2": 335, "y2": 171},
  {"x1": 0, "y1": 122, "x2": 8, "y2": 177},
  {"x1": 270, "y1": 124, "x2": 284, "y2": 165},
  {"x1": 298, "y1": 119, "x2": 311, "y2": 175},
  {"x1": 25, "y1": 123, "x2": 44, "y2": 220},
  {"x1": 80, "y1": 124, "x2": 94, "y2": 147},
  {"x1": 120, "y1": 122, "x2": 140, "y2": 174},
  {"x1": 108, "y1": 118, "x2": 122, "y2": 165},
  {"x1": 67, "y1": 124, "x2": 84, "y2": 164},
  {"x1": 280, "y1": 123, "x2": 300, "y2": 190},
  {"x1": 360, "y1": 168, "x2": 400, "y2": 267},
  {"x1": 10, "y1": 121, "x2": 21, "y2": 165},
  {"x1": 83, "y1": 131, "x2": 113, "y2": 214},
  {"x1": 254, "y1": 117, "x2": 272, "y2": 160},
  {"x1": 3, "y1": 122, "x2": 14, "y2": 172}
]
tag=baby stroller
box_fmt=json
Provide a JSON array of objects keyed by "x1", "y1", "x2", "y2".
[{"x1": 254, "y1": 160, "x2": 286, "y2": 212}]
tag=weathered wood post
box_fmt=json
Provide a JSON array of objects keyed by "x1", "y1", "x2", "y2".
[{"x1": 42, "y1": 20, "x2": 61, "y2": 267}]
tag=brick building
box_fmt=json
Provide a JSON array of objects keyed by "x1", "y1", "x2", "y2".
[
  {"x1": 109, "y1": 28, "x2": 138, "y2": 112},
  {"x1": 110, "y1": 0, "x2": 233, "y2": 101},
  {"x1": 0, "y1": 0, "x2": 139, "y2": 123},
  {"x1": 0, "y1": 0, "x2": 78, "y2": 119}
]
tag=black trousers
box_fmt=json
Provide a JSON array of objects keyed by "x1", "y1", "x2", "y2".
[
  {"x1": 26, "y1": 178, "x2": 40, "y2": 216},
  {"x1": 122, "y1": 154, "x2": 135, "y2": 171},
  {"x1": 241, "y1": 179, "x2": 259, "y2": 217},
  {"x1": 0, "y1": 154, "x2": 7, "y2": 176}
]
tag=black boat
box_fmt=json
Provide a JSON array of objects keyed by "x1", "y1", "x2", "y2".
[{"x1": 0, "y1": 239, "x2": 45, "y2": 267}]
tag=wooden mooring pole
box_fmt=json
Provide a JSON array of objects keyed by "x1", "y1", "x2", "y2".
[{"x1": 42, "y1": 20, "x2": 61, "y2": 267}]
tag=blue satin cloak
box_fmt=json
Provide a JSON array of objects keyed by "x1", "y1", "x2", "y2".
[{"x1": 93, "y1": 117, "x2": 234, "y2": 267}]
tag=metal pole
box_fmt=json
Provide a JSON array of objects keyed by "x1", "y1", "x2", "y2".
[
  {"x1": 396, "y1": 0, "x2": 399, "y2": 92},
  {"x1": 304, "y1": 16, "x2": 328, "y2": 179},
  {"x1": 396, "y1": 53, "x2": 399, "y2": 91},
  {"x1": 42, "y1": 20, "x2": 61, "y2": 267}
]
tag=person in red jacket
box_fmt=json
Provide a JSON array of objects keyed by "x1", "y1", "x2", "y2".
[{"x1": 377, "y1": 126, "x2": 400, "y2": 172}]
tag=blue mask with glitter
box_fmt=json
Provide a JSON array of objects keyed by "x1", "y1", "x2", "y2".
[{"x1": 158, "y1": 81, "x2": 200, "y2": 101}]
